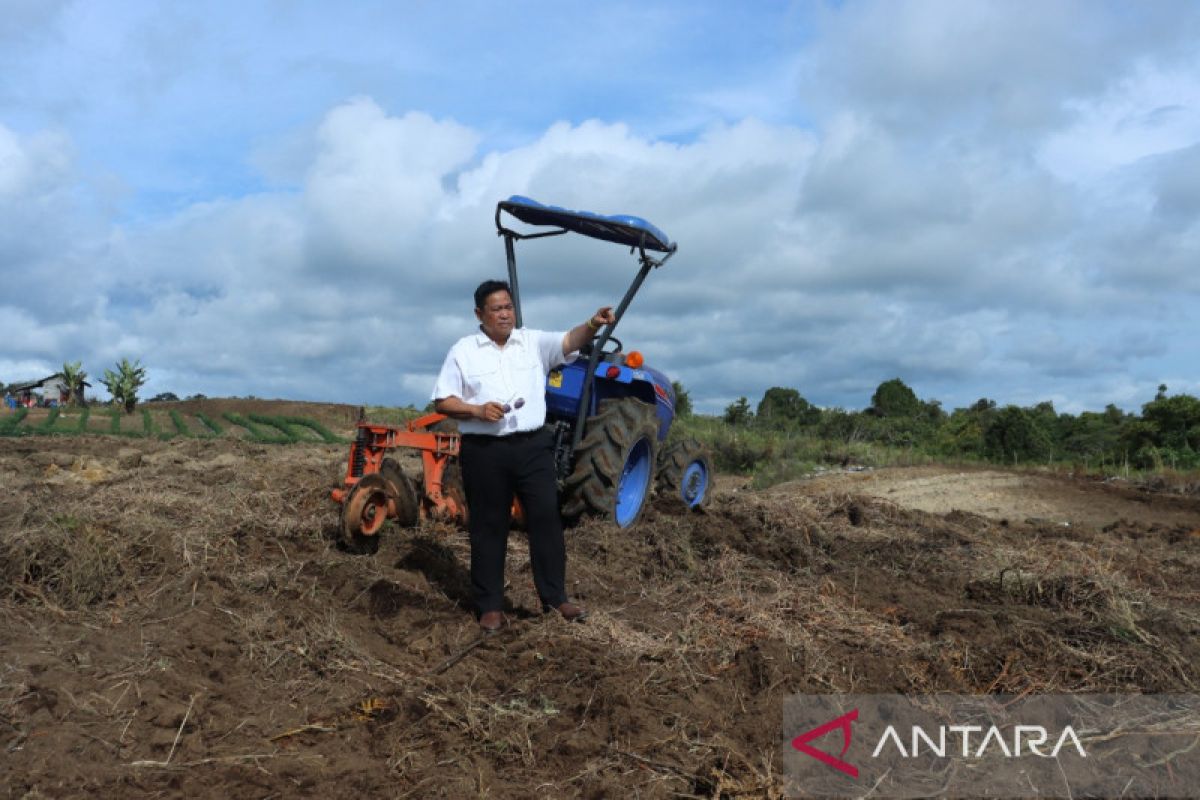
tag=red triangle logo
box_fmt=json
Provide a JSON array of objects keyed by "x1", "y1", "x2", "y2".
[{"x1": 791, "y1": 708, "x2": 859, "y2": 778}]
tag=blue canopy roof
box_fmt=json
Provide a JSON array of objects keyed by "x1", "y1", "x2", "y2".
[{"x1": 497, "y1": 196, "x2": 675, "y2": 253}]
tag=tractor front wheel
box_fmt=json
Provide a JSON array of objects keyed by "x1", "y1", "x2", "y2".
[
  {"x1": 562, "y1": 398, "x2": 658, "y2": 528},
  {"x1": 656, "y1": 437, "x2": 714, "y2": 510}
]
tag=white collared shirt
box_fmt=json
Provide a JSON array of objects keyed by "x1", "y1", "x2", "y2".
[{"x1": 432, "y1": 327, "x2": 574, "y2": 435}]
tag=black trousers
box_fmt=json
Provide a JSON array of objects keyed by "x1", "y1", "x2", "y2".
[{"x1": 459, "y1": 427, "x2": 567, "y2": 615}]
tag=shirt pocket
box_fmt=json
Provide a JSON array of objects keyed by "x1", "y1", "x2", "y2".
[
  {"x1": 510, "y1": 353, "x2": 546, "y2": 396},
  {"x1": 463, "y1": 364, "x2": 500, "y2": 400}
]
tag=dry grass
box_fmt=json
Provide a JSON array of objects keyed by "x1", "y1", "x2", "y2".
[{"x1": 1, "y1": 434, "x2": 1197, "y2": 798}]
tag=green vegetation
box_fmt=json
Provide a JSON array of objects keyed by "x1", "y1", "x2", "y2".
[
  {"x1": 169, "y1": 410, "x2": 191, "y2": 436},
  {"x1": 0, "y1": 408, "x2": 29, "y2": 435},
  {"x1": 37, "y1": 408, "x2": 61, "y2": 432},
  {"x1": 256, "y1": 412, "x2": 343, "y2": 443},
  {"x1": 3, "y1": 378, "x2": 1196, "y2": 487},
  {"x1": 723, "y1": 397, "x2": 753, "y2": 426},
  {"x1": 670, "y1": 381, "x2": 692, "y2": 418},
  {"x1": 246, "y1": 413, "x2": 302, "y2": 443},
  {"x1": 195, "y1": 412, "x2": 223, "y2": 435},
  {"x1": 363, "y1": 405, "x2": 425, "y2": 426},
  {"x1": 44, "y1": 409, "x2": 85, "y2": 434},
  {"x1": 870, "y1": 377, "x2": 921, "y2": 418},
  {"x1": 697, "y1": 379, "x2": 1200, "y2": 488},
  {"x1": 60, "y1": 361, "x2": 88, "y2": 406},
  {"x1": 0, "y1": 402, "x2": 344, "y2": 445},
  {"x1": 222, "y1": 412, "x2": 293, "y2": 444},
  {"x1": 100, "y1": 358, "x2": 147, "y2": 414},
  {"x1": 142, "y1": 410, "x2": 169, "y2": 441}
]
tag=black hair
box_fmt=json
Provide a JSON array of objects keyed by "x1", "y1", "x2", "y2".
[{"x1": 474, "y1": 279, "x2": 512, "y2": 311}]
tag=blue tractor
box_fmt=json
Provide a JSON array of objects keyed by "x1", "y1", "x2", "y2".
[
  {"x1": 495, "y1": 196, "x2": 714, "y2": 527},
  {"x1": 333, "y1": 197, "x2": 713, "y2": 551}
]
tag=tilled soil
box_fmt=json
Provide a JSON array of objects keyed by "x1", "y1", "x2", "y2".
[{"x1": 1, "y1": 430, "x2": 1198, "y2": 798}]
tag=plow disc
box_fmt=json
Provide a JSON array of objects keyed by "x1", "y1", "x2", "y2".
[
  {"x1": 340, "y1": 473, "x2": 391, "y2": 554},
  {"x1": 379, "y1": 458, "x2": 421, "y2": 528}
]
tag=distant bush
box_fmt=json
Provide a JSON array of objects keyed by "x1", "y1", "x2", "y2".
[{"x1": 870, "y1": 378, "x2": 920, "y2": 418}]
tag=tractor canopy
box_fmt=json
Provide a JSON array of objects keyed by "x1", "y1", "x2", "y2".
[{"x1": 497, "y1": 196, "x2": 676, "y2": 254}]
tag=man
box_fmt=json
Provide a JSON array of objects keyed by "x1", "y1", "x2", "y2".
[{"x1": 432, "y1": 279, "x2": 615, "y2": 632}]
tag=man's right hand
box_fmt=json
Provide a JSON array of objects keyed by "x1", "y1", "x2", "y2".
[{"x1": 477, "y1": 401, "x2": 506, "y2": 422}]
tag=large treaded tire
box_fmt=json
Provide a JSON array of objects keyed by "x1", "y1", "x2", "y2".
[
  {"x1": 656, "y1": 437, "x2": 714, "y2": 509},
  {"x1": 562, "y1": 398, "x2": 658, "y2": 528}
]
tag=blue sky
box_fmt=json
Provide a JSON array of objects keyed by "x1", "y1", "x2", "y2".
[{"x1": 2, "y1": 1, "x2": 1199, "y2": 414}]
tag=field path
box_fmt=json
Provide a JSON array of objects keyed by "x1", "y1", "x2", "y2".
[{"x1": 768, "y1": 466, "x2": 1200, "y2": 529}]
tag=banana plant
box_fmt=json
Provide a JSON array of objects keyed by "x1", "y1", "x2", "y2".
[{"x1": 100, "y1": 358, "x2": 147, "y2": 415}]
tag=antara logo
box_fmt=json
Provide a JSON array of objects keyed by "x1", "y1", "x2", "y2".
[
  {"x1": 871, "y1": 724, "x2": 1087, "y2": 759},
  {"x1": 791, "y1": 709, "x2": 859, "y2": 778},
  {"x1": 791, "y1": 708, "x2": 1088, "y2": 778}
]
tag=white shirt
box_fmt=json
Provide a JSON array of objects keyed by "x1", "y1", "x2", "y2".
[{"x1": 432, "y1": 327, "x2": 573, "y2": 435}]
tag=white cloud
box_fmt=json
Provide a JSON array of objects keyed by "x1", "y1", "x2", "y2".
[
  {"x1": 3, "y1": 3, "x2": 1200, "y2": 415},
  {"x1": 1040, "y1": 60, "x2": 1200, "y2": 184}
]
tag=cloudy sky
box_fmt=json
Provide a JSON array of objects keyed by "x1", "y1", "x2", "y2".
[{"x1": 2, "y1": 1, "x2": 1198, "y2": 414}]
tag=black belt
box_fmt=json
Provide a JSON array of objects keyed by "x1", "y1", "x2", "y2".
[{"x1": 461, "y1": 427, "x2": 545, "y2": 442}]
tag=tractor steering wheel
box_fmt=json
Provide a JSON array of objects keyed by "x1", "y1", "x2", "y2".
[{"x1": 596, "y1": 334, "x2": 623, "y2": 355}]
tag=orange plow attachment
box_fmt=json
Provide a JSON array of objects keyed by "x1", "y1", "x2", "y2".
[{"x1": 331, "y1": 414, "x2": 523, "y2": 552}]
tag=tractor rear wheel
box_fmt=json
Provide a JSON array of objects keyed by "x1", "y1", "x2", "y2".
[
  {"x1": 562, "y1": 398, "x2": 658, "y2": 528},
  {"x1": 656, "y1": 437, "x2": 714, "y2": 509}
]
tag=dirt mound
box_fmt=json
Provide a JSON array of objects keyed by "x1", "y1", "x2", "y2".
[{"x1": 2, "y1": 435, "x2": 1198, "y2": 797}]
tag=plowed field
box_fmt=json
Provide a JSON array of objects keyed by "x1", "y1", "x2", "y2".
[{"x1": 2, "y1": 402, "x2": 1198, "y2": 798}]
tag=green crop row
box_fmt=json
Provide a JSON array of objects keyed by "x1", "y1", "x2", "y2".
[
  {"x1": 142, "y1": 408, "x2": 159, "y2": 437},
  {"x1": 248, "y1": 413, "x2": 344, "y2": 444},
  {"x1": 169, "y1": 409, "x2": 191, "y2": 436},
  {"x1": 246, "y1": 413, "x2": 301, "y2": 443},
  {"x1": 0, "y1": 405, "x2": 343, "y2": 446},
  {"x1": 0, "y1": 408, "x2": 29, "y2": 435},
  {"x1": 36, "y1": 408, "x2": 61, "y2": 432},
  {"x1": 195, "y1": 412, "x2": 223, "y2": 434},
  {"x1": 222, "y1": 412, "x2": 294, "y2": 444}
]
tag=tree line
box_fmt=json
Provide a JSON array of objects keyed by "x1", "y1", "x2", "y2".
[{"x1": 702, "y1": 378, "x2": 1200, "y2": 471}]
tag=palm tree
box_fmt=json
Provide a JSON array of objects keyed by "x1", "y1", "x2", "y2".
[{"x1": 60, "y1": 361, "x2": 88, "y2": 406}]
